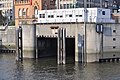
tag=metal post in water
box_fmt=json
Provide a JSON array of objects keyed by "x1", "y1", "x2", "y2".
[
  {"x1": 84, "y1": 0, "x2": 87, "y2": 64},
  {"x1": 16, "y1": 26, "x2": 23, "y2": 61},
  {"x1": 60, "y1": 28, "x2": 63, "y2": 64},
  {"x1": 16, "y1": 29, "x2": 19, "y2": 61},
  {"x1": 57, "y1": 28, "x2": 66, "y2": 65},
  {"x1": 57, "y1": 28, "x2": 60, "y2": 64},
  {"x1": 82, "y1": 35, "x2": 84, "y2": 63},
  {"x1": 0, "y1": 31, "x2": 2, "y2": 50},
  {"x1": 36, "y1": 36, "x2": 38, "y2": 59},
  {"x1": 63, "y1": 28, "x2": 66, "y2": 64},
  {"x1": 20, "y1": 26, "x2": 23, "y2": 61}
]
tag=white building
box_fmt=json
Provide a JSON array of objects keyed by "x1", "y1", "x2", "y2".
[
  {"x1": 37, "y1": 8, "x2": 115, "y2": 23},
  {"x1": 0, "y1": 0, "x2": 14, "y2": 21}
]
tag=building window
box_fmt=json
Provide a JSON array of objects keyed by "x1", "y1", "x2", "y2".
[
  {"x1": 48, "y1": 15, "x2": 54, "y2": 18},
  {"x1": 113, "y1": 38, "x2": 116, "y2": 41},
  {"x1": 113, "y1": 30, "x2": 116, "y2": 33},
  {"x1": 22, "y1": 8, "x2": 26, "y2": 17},
  {"x1": 63, "y1": 4, "x2": 67, "y2": 9},
  {"x1": 67, "y1": 4, "x2": 69, "y2": 9},
  {"x1": 34, "y1": 6, "x2": 38, "y2": 15},
  {"x1": 113, "y1": 46, "x2": 116, "y2": 49},
  {"x1": 76, "y1": 15, "x2": 82, "y2": 17},
  {"x1": 57, "y1": 15, "x2": 63, "y2": 18},
  {"x1": 102, "y1": 11, "x2": 105, "y2": 15},
  {"x1": 10, "y1": 16, "x2": 12, "y2": 20},
  {"x1": 10, "y1": 9, "x2": 12, "y2": 14},
  {"x1": 26, "y1": 8, "x2": 29, "y2": 17},
  {"x1": 43, "y1": 1, "x2": 47, "y2": 10},
  {"x1": 60, "y1": 15, "x2": 63, "y2": 18},
  {"x1": 50, "y1": 0, "x2": 55, "y2": 5},
  {"x1": 87, "y1": 4, "x2": 89, "y2": 8},
  {"x1": 18, "y1": 9, "x2": 22, "y2": 17},
  {"x1": 69, "y1": 14, "x2": 72, "y2": 17},
  {"x1": 51, "y1": 15, "x2": 54, "y2": 18},
  {"x1": 39, "y1": 14, "x2": 45, "y2": 18},
  {"x1": 48, "y1": 15, "x2": 50, "y2": 18},
  {"x1": 60, "y1": 4, "x2": 62, "y2": 9},
  {"x1": 70, "y1": 4, "x2": 73, "y2": 8}
]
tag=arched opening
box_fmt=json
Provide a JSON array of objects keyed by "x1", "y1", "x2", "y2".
[
  {"x1": 18, "y1": 8, "x2": 22, "y2": 17},
  {"x1": 22, "y1": 8, "x2": 26, "y2": 17},
  {"x1": 34, "y1": 6, "x2": 38, "y2": 18},
  {"x1": 26, "y1": 8, "x2": 29, "y2": 17}
]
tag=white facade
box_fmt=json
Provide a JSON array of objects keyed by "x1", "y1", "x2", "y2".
[
  {"x1": 0, "y1": 0, "x2": 14, "y2": 21},
  {"x1": 37, "y1": 8, "x2": 115, "y2": 23}
]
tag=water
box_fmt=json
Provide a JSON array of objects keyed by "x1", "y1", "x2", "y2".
[{"x1": 0, "y1": 53, "x2": 120, "y2": 80}]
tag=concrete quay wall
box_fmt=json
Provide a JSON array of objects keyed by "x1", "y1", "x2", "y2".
[
  {"x1": 22, "y1": 24, "x2": 36, "y2": 58},
  {"x1": 36, "y1": 23, "x2": 100, "y2": 62},
  {"x1": 102, "y1": 24, "x2": 120, "y2": 59},
  {"x1": 36, "y1": 23, "x2": 120, "y2": 62},
  {"x1": 1, "y1": 23, "x2": 120, "y2": 62},
  {"x1": 0, "y1": 26, "x2": 16, "y2": 49}
]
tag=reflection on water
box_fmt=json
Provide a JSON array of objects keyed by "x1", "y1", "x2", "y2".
[{"x1": 0, "y1": 53, "x2": 120, "y2": 80}]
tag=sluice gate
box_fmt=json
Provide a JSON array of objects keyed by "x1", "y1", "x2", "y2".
[
  {"x1": 37, "y1": 37, "x2": 57, "y2": 58},
  {"x1": 16, "y1": 24, "x2": 75, "y2": 64},
  {"x1": 37, "y1": 28, "x2": 75, "y2": 64}
]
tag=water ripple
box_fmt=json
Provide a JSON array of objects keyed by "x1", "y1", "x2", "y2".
[{"x1": 0, "y1": 53, "x2": 120, "y2": 80}]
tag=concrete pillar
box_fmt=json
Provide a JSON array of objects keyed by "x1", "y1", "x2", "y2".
[
  {"x1": 75, "y1": 23, "x2": 79, "y2": 62},
  {"x1": 63, "y1": 28, "x2": 66, "y2": 64},
  {"x1": 75, "y1": 23, "x2": 84, "y2": 62},
  {"x1": 22, "y1": 24, "x2": 36, "y2": 58}
]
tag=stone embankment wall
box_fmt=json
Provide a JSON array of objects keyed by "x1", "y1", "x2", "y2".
[
  {"x1": 36, "y1": 23, "x2": 120, "y2": 62},
  {"x1": 1, "y1": 23, "x2": 120, "y2": 62},
  {"x1": 102, "y1": 24, "x2": 120, "y2": 59},
  {"x1": 0, "y1": 26, "x2": 16, "y2": 50}
]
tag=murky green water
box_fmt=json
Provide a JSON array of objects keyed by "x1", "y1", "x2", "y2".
[{"x1": 0, "y1": 53, "x2": 120, "y2": 80}]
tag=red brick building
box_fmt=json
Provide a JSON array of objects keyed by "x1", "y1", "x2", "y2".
[{"x1": 14, "y1": 0, "x2": 56, "y2": 27}]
